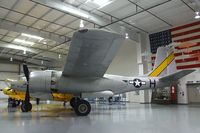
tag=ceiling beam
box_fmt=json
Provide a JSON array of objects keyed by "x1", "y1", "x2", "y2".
[
  {"x1": 0, "y1": 41, "x2": 67, "y2": 60},
  {"x1": 99, "y1": 0, "x2": 172, "y2": 29},
  {"x1": 0, "y1": 53, "x2": 52, "y2": 66},
  {"x1": 180, "y1": 0, "x2": 196, "y2": 12},
  {"x1": 127, "y1": 0, "x2": 173, "y2": 26},
  {"x1": 0, "y1": 5, "x2": 76, "y2": 31},
  {"x1": 0, "y1": 57, "x2": 48, "y2": 67},
  {"x1": 0, "y1": 19, "x2": 67, "y2": 44},
  {"x1": 31, "y1": 0, "x2": 140, "y2": 42},
  {"x1": 0, "y1": 41, "x2": 38, "y2": 53}
]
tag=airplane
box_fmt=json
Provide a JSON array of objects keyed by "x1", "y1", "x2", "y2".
[{"x1": 6, "y1": 28, "x2": 195, "y2": 116}]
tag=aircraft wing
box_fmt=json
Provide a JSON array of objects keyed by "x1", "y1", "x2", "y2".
[
  {"x1": 159, "y1": 69, "x2": 195, "y2": 82},
  {"x1": 62, "y1": 29, "x2": 124, "y2": 77}
]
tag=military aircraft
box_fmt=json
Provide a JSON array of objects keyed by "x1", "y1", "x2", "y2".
[{"x1": 7, "y1": 29, "x2": 194, "y2": 116}]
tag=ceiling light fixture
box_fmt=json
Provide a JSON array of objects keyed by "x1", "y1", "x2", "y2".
[
  {"x1": 7, "y1": 44, "x2": 27, "y2": 51},
  {"x1": 10, "y1": 57, "x2": 13, "y2": 62},
  {"x1": 14, "y1": 39, "x2": 35, "y2": 46},
  {"x1": 23, "y1": 50, "x2": 26, "y2": 55},
  {"x1": 80, "y1": 20, "x2": 84, "y2": 28},
  {"x1": 195, "y1": 11, "x2": 200, "y2": 19},
  {"x1": 125, "y1": 33, "x2": 129, "y2": 39},
  {"x1": 21, "y1": 33, "x2": 44, "y2": 40},
  {"x1": 58, "y1": 54, "x2": 61, "y2": 59},
  {"x1": 43, "y1": 41, "x2": 47, "y2": 44}
]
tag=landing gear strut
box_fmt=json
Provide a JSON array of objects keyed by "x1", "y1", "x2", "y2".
[{"x1": 70, "y1": 97, "x2": 91, "y2": 116}]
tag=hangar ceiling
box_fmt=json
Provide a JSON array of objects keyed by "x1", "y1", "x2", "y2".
[{"x1": 0, "y1": 0, "x2": 198, "y2": 68}]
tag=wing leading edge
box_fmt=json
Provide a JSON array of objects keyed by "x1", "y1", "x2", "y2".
[{"x1": 62, "y1": 29, "x2": 124, "y2": 77}]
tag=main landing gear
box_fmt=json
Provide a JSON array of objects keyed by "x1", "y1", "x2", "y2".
[
  {"x1": 21, "y1": 102, "x2": 32, "y2": 112},
  {"x1": 70, "y1": 97, "x2": 91, "y2": 116}
]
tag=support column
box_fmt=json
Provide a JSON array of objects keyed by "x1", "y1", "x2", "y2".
[{"x1": 138, "y1": 32, "x2": 152, "y2": 103}]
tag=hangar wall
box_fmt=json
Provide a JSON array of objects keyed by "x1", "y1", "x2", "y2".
[
  {"x1": 106, "y1": 40, "x2": 139, "y2": 76},
  {"x1": 107, "y1": 32, "x2": 152, "y2": 103},
  {"x1": 178, "y1": 70, "x2": 200, "y2": 104},
  {"x1": 0, "y1": 63, "x2": 20, "y2": 99},
  {"x1": 106, "y1": 39, "x2": 140, "y2": 102},
  {"x1": 0, "y1": 63, "x2": 43, "y2": 99}
]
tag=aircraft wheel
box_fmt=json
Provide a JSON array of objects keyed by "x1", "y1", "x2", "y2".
[
  {"x1": 70, "y1": 97, "x2": 80, "y2": 108},
  {"x1": 74, "y1": 100, "x2": 91, "y2": 116},
  {"x1": 108, "y1": 97, "x2": 113, "y2": 103},
  {"x1": 21, "y1": 102, "x2": 32, "y2": 112}
]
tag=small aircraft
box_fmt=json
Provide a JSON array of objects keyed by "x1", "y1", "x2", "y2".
[{"x1": 4, "y1": 29, "x2": 194, "y2": 116}]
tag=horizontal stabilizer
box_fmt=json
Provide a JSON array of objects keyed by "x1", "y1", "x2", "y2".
[{"x1": 159, "y1": 69, "x2": 195, "y2": 82}]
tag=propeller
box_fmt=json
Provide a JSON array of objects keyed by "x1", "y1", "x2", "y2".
[{"x1": 22, "y1": 64, "x2": 32, "y2": 112}]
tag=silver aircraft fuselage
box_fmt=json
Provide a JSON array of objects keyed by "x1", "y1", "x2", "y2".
[{"x1": 11, "y1": 70, "x2": 168, "y2": 96}]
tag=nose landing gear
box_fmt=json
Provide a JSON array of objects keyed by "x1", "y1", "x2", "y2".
[
  {"x1": 70, "y1": 97, "x2": 91, "y2": 116},
  {"x1": 8, "y1": 98, "x2": 21, "y2": 107}
]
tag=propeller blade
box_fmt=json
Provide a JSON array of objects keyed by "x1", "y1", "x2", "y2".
[
  {"x1": 23, "y1": 64, "x2": 29, "y2": 81},
  {"x1": 23, "y1": 64, "x2": 31, "y2": 107}
]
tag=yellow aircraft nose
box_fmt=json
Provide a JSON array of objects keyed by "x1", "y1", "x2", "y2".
[{"x1": 2, "y1": 87, "x2": 12, "y2": 95}]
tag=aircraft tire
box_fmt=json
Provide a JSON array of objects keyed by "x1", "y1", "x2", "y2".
[
  {"x1": 74, "y1": 100, "x2": 91, "y2": 116},
  {"x1": 21, "y1": 102, "x2": 32, "y2": 112}
]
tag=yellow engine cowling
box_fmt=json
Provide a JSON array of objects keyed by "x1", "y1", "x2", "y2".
[
  {"x1": 3, "y1": 87, "x2": 26, "y2": 101},
  {"x1": 52, "y1": 93, "x2": 74, "y2": 102},
  {"x1": 3, "y1": 87, "x2": 74, "y2": 102}
]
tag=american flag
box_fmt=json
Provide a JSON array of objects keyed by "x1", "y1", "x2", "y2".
[{"x1": 150, "y1": 20, "x2": 200, "y2": 70}]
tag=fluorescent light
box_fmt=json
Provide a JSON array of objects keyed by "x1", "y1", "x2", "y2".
[
  {"x1": 14, "y1": 39, "x2": 35, "y2": 46},
  {"x1": 125, "y1": 33, "x2": 129, "y2": 39},
  {"x1": 92, "y1": 0, "x2": 110, "y2": 5},
  {"x1": 60, "y1": 4, "x2": 89, "y2": 18},
  {"x1": 89, "y1": 0, "x2": 113, "y2": 8},
  {"x1": 195, "y1": 12, "x2": 200, "y2": 19},
  {"x1": 21, "y1": 33, "x2": 44, "y2": 40},
  {"x1": 80, "y1": 20, "x2": 84, "y2": 28},
  {"x1": 8, "y1": 45, "x2": 26, "y2": 51}
]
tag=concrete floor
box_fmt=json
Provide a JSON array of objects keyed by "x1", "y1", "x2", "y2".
[{"x1": 0, "y1": 100, "x2": 200, "y2": 133}]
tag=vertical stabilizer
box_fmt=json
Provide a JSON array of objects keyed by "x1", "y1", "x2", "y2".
[{"x1": 149, "y1": 46, "x2": 176, "y2": 77}]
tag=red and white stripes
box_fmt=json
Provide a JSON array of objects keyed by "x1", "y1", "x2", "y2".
[
  {"x1": 151, "y1": 21, "x2": 200, "y2": 70},
  {"x1": 171, "y1": 21, "x2": 200, "y2": 70}
]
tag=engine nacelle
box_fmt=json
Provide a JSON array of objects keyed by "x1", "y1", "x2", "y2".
[{"x1": 29, "y1": 71, "x2": 52, "y2": 93}]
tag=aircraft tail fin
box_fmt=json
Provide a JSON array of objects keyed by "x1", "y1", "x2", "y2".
[{"x1": 148, "y1": 46, "x2": 177, "y2": 77}]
